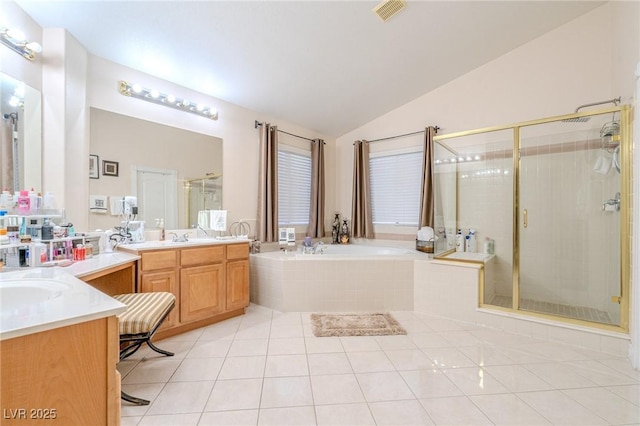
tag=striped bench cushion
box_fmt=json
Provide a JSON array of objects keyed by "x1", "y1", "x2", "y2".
[{"x1": 113, "y1": 292, "x2": 175, "y2": 336}]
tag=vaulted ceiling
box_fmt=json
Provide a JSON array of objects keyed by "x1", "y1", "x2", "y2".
[{"x1": 16, "y1": 1, "x2": 604, "y2": 136}]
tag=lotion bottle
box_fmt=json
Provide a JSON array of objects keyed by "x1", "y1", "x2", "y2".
[{"x1": 455, "y1": 229, "x2": 464, "y2": 252}]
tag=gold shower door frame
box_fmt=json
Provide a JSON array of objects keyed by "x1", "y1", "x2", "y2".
[{"x1": 433, "y1": 105, "x2": 631, "y2": 333}]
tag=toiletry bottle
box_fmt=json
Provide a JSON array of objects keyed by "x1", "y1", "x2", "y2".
[
  {"x1": 465, "y1": 235, "x2": 470, "y2": 252},
  {"x1": 43, "y1": 191, "x2": 56, "y2": 212},
  {"x1": 28, "y1": 188, "x2": 41, "y2": 214},
  {"x1": 159, "y1": 219, "x2": 165, "y2": 241},
  {"x1": 455, "y1": 229, "x2": 464, "y2": 252},
  {"x1": 483, "y1": 237, "x2": 490, "y2": 254},
  {"x1": 17, "y1": 190, "x2": 30, "y2": 214},
  {"x1": 0, "y1": 189, "x2": 10, "y2": 210},
  {"x1": 468, "y1": 229, "x2": 477, "y2": 253},
  {"x1": 0, "y1": 229, "x2": 8, "y2": 245},
  {"x1": 41, "y1": 219, "x2": 54, "y2": 241}
]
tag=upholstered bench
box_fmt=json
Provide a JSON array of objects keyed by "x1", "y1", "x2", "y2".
[{"x1": 113, "y1": 292, "x2": 176, "y2": 405}]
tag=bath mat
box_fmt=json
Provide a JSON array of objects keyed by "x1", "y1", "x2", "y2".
[{"x1": 310, "y1": 312, "x2": 407, "y2": 337}]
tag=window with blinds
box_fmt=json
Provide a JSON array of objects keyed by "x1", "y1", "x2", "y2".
[
  {"x1": 278, "y1": 147, "x2": 311, "y2": 225},
  {"x1": 369, "y1": 150, "x2": 422, "y2": 226}
]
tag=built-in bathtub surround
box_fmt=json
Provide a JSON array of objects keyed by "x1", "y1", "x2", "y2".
[
  {"x1": 251, "y1": 242, "x2": 631, "y2": 358},
  {"x1": 250, "y1": 243, "x2": 422, "y2": 312}
]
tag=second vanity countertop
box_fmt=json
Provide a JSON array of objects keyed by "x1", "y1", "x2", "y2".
[{"x1": 117, "y1": 237, "x2": 250, "y2": 253}]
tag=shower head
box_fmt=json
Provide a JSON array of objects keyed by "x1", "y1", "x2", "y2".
[
  {"x1": 561, "y1": 116, "x2": 590, "y2": 123},
  {"x1": 561, "y1": 97, "x2": 621, "y2": 123}
]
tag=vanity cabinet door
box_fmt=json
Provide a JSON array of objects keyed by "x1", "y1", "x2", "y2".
[
  {"x1": 226, "y1": 259, "x2": 250, "y2": 311},
  {"x1": 140, "y1": 271, "x2": 178, "y2": 329},
  {"x1": 180, "y1": 264, "x2": 225, "y2": 323}
]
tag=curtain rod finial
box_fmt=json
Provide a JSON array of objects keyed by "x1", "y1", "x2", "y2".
[{"x1": 255, "y1": 120, "x2": 262, "y2": 129}]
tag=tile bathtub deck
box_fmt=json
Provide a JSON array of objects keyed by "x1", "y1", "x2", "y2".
[{"x1": 119, "y1": 305, "x2": 640, "y2": 426}]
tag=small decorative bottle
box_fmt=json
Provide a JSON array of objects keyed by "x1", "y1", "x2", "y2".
[
  {"x1": 340, "y1": 219, "x2": 350, "y2": 244},
  {"x1": 332, "y1": 213, "x2": 340, "y2": 244}
]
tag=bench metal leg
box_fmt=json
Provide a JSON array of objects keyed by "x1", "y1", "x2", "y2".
[
  {"x1": 121, "y1": 391, "x2": 150, "y2": 406},
  {"x1": 147, "y1": 339, "x2": 174, "y2": 357}
]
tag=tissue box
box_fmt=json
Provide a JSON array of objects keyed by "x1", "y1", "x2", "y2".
[{"x1": 416, "y1": 239, "x2": 434, "y2": 253}]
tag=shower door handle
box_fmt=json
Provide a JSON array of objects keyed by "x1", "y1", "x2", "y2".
[{"x1": 523, "y1": 209, "x2": 528, "y2": 229}]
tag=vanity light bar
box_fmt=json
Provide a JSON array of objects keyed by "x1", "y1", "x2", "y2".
[
  {"x1": 0, "y1": 27, "x2": 42, "y2": 61},
  {"x1": 118, "y1": 81, "x2": 218, "y2": 120}
]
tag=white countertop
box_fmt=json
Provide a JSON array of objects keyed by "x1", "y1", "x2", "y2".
[
  {"x1": 117, "y1": 237, "x2": 250, "y2": 252},
  {"x1": 0, "y1": 268, "x2": 127, "y2": 341},
  {"x1": 63, "y1": 251, "x2": 140, "y2": 278}
]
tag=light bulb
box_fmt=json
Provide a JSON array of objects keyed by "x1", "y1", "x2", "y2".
[
  {"x1": 132, "y1": 84, "x2": 142, "y2": 93},
  {"x1": 182, "y1": 99, "x2": 190, "y2": 107},
  {"x1": 150, "y1": 89, "x2": 160, "y2": 99},
  {"x1": 196, "y1": 103, "x2": 205, "y2": 112},
  {"x1": 166, "y1": 94, "x2": 176, "y2": 103},
  {"x1": 6, "y1": 28, "x2": 25, "y2": 40},
  {"x1": 474, "y1": 155, "x2": 481, "y2": 161},
  {"x1": 14, "y1": 84, "x2": 25, "y2": 98},
  {"x1": 25, "y1": 41, "x2": 42, "y2": 53},
  {"x1": 9, "y1": 96, "x2": 19, "y2": 107}
]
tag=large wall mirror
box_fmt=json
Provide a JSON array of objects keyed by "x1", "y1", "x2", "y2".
[
  {"x1": 88, "y1": 108, "x2": 223, "y2": 232},
  {"x1": 0, "y1": 72, "x2": 42, "y2": 194}
]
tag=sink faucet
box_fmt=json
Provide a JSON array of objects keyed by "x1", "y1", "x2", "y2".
[
  {"x1": 170, "y1": 232, "x2": 189, "y2": 242},
  {"x1": 196, "y1": 224, "x2": 210, "y2": 238}
]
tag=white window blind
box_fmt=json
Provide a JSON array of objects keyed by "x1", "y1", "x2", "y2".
[
  {"x1": 278, "y1": 147, "x2": 311, "y2": 225},
  {"x1": 369, "y1": 150, "x2": 422, "y2": 225}
]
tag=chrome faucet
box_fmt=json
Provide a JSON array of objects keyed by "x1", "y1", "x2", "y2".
[
  {"x1": 196, "y1": 224, "x2": 210, "y2": 238},
  {"x1": 170, "y1": 232, "x2": 189, "y2": 242},
  {"x1": 602, "y1": 192, "x2": 621, "y2": 212}
]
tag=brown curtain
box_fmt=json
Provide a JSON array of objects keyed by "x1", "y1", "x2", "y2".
[
  {"x1": 307, "y1": 139, "x2": 325, "y2": 238},
  {"x1": 256, "y1": 124, "x2": 279, "y2": 242},
  {"x1": 418, "y1": 126, "x2": 436, "y2": 228},
  {"x1": 1, "y1": 117, "x2": 15, "y2": 191},
  {"x1": 351, "y1": 140, "x2": 374, "y2": 238}
]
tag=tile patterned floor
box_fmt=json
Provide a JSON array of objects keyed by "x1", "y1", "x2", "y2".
[{"x1": 119, "y1": 305, "x2": 640, "y2": 425}]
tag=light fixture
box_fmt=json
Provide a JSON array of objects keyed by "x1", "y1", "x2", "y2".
[
  {"x1": 118, "y1": 81, "x2": 219, "y2": 120},
  {"x1": 0, "y1": 27, "x2": 42, "y2": 61}
]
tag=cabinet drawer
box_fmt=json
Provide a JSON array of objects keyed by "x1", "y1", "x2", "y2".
[
  {"x1": 141, "y1": 250, "x2": 177, "y2": 271},
  {"x1": 227, "y1": 243, "x2": 249, "y2": 260},
  {"x1": 181, "y1": 245, "x2": 225, "y2": 267}
]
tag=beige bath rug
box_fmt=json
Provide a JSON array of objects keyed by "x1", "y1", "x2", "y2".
[{"x1": 310, "y1": 312, "x2": 407, "y2": 337}]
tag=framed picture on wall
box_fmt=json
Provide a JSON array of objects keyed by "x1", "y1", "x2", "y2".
[
  {"x1": 103, "y1": 160, "x2": 119, "y2": 177},
  {"x1": 89, "y1": 155, "x2": 99, "y2": 179}
]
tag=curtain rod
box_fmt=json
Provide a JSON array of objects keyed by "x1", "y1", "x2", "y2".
[
  {"x1": 255, "y1": 120, "x2": 318, "y2": 143},
  {"x1": 366, "y1": 126, "x2": 440, "y2": 144}
]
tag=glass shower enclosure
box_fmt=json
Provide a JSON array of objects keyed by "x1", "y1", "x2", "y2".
[{"x1": 433, "y1": 105, "x2": 631, "y2": 331}]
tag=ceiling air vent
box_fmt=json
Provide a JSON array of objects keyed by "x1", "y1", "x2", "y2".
[{"x1": 373, "y1": 0, "x2": 407, "y2": 22}]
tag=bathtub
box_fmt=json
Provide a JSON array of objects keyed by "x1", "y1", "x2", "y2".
[{"x1": 250, "y1": 243, "x2": 426, "y2": 312}]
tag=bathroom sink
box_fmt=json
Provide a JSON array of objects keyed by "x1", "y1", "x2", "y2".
[{"x1": 0, "y1": 279, "x2": 71, "y2": 308}]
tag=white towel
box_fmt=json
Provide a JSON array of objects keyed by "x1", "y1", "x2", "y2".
[
  {"x1": 212, "y1": 210, "x2": 227, "y2": 231},
  {"x1": 198, "y1": 210, "x2": 210, "y2": 228},
  {"x1": 417, "y1": 226, "x2": 434, "y2": 241},
  {"x1": 593, "y1": 150, "x2": 612, "y2": 175},
  {"x1": 89, "y1": 195, "x2": 108, "y2": 214},
  {"x1": 110, "y1": 196, "x2": 124, "y2": 215}
]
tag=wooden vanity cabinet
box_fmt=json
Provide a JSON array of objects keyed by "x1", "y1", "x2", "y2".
[
  {"x1": 226, "y1": 243, "x2": 250, "y2": 311},
  {"x1": 180, "y1": 246, "x2": 226, "y2": 323},
  {"x1": 134, "y1": 242, "x2": 250, "y2": 340},
  {"x1": 138, "y1": 250, "x2": 179, "y2": 329}
]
